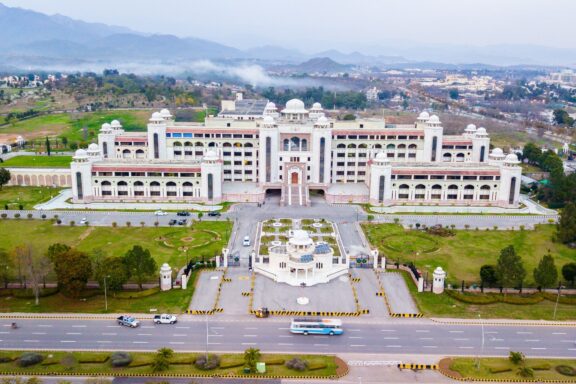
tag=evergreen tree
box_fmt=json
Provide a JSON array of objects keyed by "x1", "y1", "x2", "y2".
[
  {"x1": 561, "y1": 263, "x2": 576, "y2": 286},
  {"x1": 557, "y1": 202, "x2": 576, "y2": 244},
  {"x1": 0, "y1": 168, "x2": 10, "y2": 190},
  {"x1": 45, "y1": 136, "x2": 51, "y2": 156},
  {"x1": 496, "y1": 245, "x2": 526, "y2": 292},
  {"x1": 533, "y1": 253, "x2": 558, "y2": 289},
  {"x1": 123, "y1": 245, "x2": 157, "y2": 290}
]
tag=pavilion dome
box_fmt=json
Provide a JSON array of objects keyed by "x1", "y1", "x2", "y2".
[
  {"x1": 418, "y1": 111, "x2": 430, "y2": 120},
  {"x1": 88, "y1": 143, "x2": 99, "y2": 151},
  {"x1": 100, "y1": 123, "x2": 112, "y2": 132},
  {"x1": 149, "y1": 112, "x2": 164, "y2": 123},
  {"x1": 110, "y1": 120, "x2": 122, "y2": 129},
  {"x1": 504, "y1": 153, "x2": 520, "y2": 164},
  {"x1": 476, "y1": 127, "x2": 488, "y2": 136},
  {"x1": 465, "y1": 124, "x2": 477, "y2": 132},
  {"x1": 160, "y1": 109, "x2": 172, "y2": 119},
  {"x1": 315, "y1": 115, "x2": 329, "y2": 127},
  {"x1": 282, "y1": 98, "x2": 308, "y2": 114},
  {"x1": 428, "y1": 115, "x2": 440, "y2": 123},
  {"x1": 289, "y1": 230, "x2": 314, "y2": 247},
  {"x1": 311, "y1": 102, "x2": 323, "y2": 110},
  {"x1": 74, "y1": 149, "x2": 88, "y2": 159},
  {"x1": 265, "y1": 102, "x2": 277, "y2": 110},
  {"x1": 491, "y1": 147, "x2": 504, "y2": 156}
]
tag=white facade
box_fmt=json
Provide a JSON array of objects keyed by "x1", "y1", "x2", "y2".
[{"x1": 70, "y1": 99, "x2": 522, "y2": 208}]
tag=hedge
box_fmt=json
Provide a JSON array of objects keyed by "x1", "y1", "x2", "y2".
[
  {"x1": 219, "y1": 361, "x2": 245, "y2": 369},
  {"x1": 262, "y1": 358, "x2": 285, "y2": 366},
  {"x1": 444, "y1": 290, "x2": 574, "y2": 306},
  {"x1": 308, "y1": 363, "x2": 328, "y2": 371},
  {"x1": 542, "y1": 292, "x2": 576, "y2": 305},
  {"x1": 445, "y1": 290, "x2": 498, "y2": 304},
  {"x1": 489, "y1": 367, "x2": 513, "y2": 374},
  {"x1": 115, "y1": 287, "x2": 160, "y2": 299}
]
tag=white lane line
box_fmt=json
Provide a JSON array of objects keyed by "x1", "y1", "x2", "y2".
[
  {"x1": 278, "y1": 343, "x2": 293, "y2": 346},
  {"x1": 242, "y1": 343, "x2": 256, "y2": 345},
  {"x1": 60, "y1": 341, "x2": 76, "y2": 343},
  {"x1": 210, "y1": 334, "x2": 223, "y2": 338},
  {"x1": 278, "y1": 327, "x2": 289, "y2": 330},
  {"x1": 172, "y1": 334, "x2": 187, "y2": 337},
  {"x1": 350, "y1": 344, "x2": 366, "y2": 347},
  {"x1": 102, "y1": 333, "x2": 116, "y2": 336},
  {"x1": 420, "y1": 337, "x2": 434, "y2": 340},
  {"x1": 552, "y1": 332, "x2": 566, "y2": 335},
  {"x1": 31, "y1": 332, "x2": 46, "y2": 335},
  {"x1": 141, "y1": 326, "x2": 154, "y2": 329},
  {"x1": 72, "y1": 325, "x2": 86, "y2": 328},
  {"x1": 485, "y1": 331, "x2": 498, "y2": 334},
  {"x1": 459, "y1": 346, "x2": 473, "y2": 349},
  {"x1": 385, "y1": 345, "x2": 402, "y2": 348},
  {"x1": 176, "y1": 326, "x2": 190, "y2": 329},
  {"x1": 531, "y1": 347, "x2": 546, "y2": 350},
  {"x1": 314, "y1": 344, "x2": 329, "y2": 346},
  {"x1": 454, "y1": 338, "x2": 470, "y2": 341},
  {"x1": 449, "y1": 331, "x2": 464, "y2": 333},
  {"x1": 212, "y1": 327, "x2": 225, "y2": 330},
  {"x1": 423, "y1": 346, "x2": 437, "y2": 348},
  {"x1": 24, "y1": 340, "x2": 39, "y2": 343},
  {"x1": 66, "y1": 332, "x2": 82, "y2": 335},
  {"x1": 568, "y1": 348, "x2": 576, "y2": 351},
  {"x1": 243, "y1": 335, "x2": 257, "y2": 337},
  {"x1": 516, "y1": 331, "x2": 532, "y2": 334},
  {"x1": 415, "y1": 330, "x2": 429, "y2": 333},
  {"x1": 106, "y1": 326, "x2": 120, "y2": 328},
  {"x1": 169, "y1": 342, "x2": 185, "y2": 345},
  {"x1": 38, "y1": 325, "x2": 52, "y2": 328},
  {"x1": 560, "y1": 340, "x2": 574, "y2": 343},
  {"x1": 494, "y1": 347, "x2": 510, "y2": 350},
  {"x1": 0, "y1": 332, "x2": 8, "y2": 334},
  {"x1": 349, "y1": 329, "x2": 361, "y2": 332},
  {"x1": 348, "y1": 336, "x2": 363, "y2": 339},
  {"x1": 245, "y1": 327, "x2": 258, "y2": 330},
  {"x1": 279, "y1": 335, "x2": 293, "y2": 338},
  {"x1": 383, "y1": 337, "x2": 399, "y2": 340},
  {"x1": 525, "y1": 339, "x2": 540, "y2": 342},
  {"x1": 133, "y1": 341, "x2": 148, "y2": 344},
  {"x1": 207, "y1": 342, "x2": 221, "y2": 345},
  {"x1": 137, "y1": 333, "x2": 152, "y2": 336},
  {"x1": 492, "y1": 338, "x2": 504, "y2": 342}
]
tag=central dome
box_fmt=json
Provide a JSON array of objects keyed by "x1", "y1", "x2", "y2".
[{"x1": 282, "y1": 99, "x2": 308, "y2": 114}]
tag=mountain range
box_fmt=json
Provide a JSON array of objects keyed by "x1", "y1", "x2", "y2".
[{"x1": 0, "y1": 2, "x2": 575, "y2": 73}]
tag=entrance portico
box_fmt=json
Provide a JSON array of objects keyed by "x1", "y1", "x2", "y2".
[{"x1": 281, "y1": 163, "x2": 310, "y2": 206}]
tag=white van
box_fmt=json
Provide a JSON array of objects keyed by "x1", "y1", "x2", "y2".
[{"x1": 243, "y1": 236, "x2": 251, "y2": 247}]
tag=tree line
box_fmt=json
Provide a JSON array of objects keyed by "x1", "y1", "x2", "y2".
[{"x1": 259, "y1": 86, "x2": 368, "y2": 110}]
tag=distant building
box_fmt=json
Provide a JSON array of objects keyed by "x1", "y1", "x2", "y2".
[{"x1": 366, "y1": 87, "x2": 380, "y2": 102}]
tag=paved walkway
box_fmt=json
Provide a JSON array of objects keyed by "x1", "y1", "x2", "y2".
[{"x1": 34, "y1": 189, "x2": 223, "y2": 211}]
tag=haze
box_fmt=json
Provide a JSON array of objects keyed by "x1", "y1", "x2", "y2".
[{"x1": 2, "y1": 0, "x2": 574, "y2": 53}]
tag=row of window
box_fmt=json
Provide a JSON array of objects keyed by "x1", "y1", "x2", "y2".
[
  {"x1": 92, "y1": 171, "x2": 201, "y2": 177},
  {"x1": 334, "y1": 135, "x2": 424, "y2": 140},
  {"x1": 166, "y1": 133, "x2": 256, "y2": 139},
  {"x1": 392, "y1": 175, "x2": 499, "y2": 181}
]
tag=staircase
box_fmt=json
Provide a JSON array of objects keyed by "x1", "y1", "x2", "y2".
[{"x1": 281, "y1": 184, "x2": 309, "y2": 206}]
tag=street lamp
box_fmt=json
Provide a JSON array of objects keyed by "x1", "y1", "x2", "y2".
[
  {"x1": 475, "y1": 313, "x2": 485, "y2": 370},
  {"x1": 553, "y1": 285, "x2": 561, "y2": 320},
  {"x1": 205, "y1": 313, "x2": 209, "y2": 360},
  {"x1": 103, "y1": 275, "x2": 110, "y2": 311}
]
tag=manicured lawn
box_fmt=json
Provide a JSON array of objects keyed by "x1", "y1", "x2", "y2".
[
  {"x1": 447, "y1": 357, "x2": 576, "y2": 381},
  {"x1": 363, "y1": 224, "x2": 576, "y2": 286},
  {"x1": 0, "y1": 186, "x2": 63, "y2": 209},
  {"x1": 0, "y1": 351, "x2": 338, "y2": 378},
  {"x1": 0, "y1": 113, "x2": 71, "y2": 136},
  {"x1": 0, "y1": 155, "x2": 72, "y2": 168},
  {"x1": 0, "y1": 220, "x2": 231, "y2": 268},
  {"x1": 1, "y1": 285, "x2": 194, "y2": 314},
  {"x1": 400, "y1": 271, "x2": 575, "y2": 320}
]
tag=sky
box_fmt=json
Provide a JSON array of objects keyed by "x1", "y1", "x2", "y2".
[{"x1": 2, "y1": 0, "x2": 574, "y2": 53}]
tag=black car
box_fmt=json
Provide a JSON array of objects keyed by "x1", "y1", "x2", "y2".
[
  {"x1": 177, "y1": 219, "x2": 187, "y2": 225},
  {"x1": 168, "y1": 219, "x2": 177, "y2": 226},
  {"x1": 207, "y1": 211, "x2": 221, "y2": 217},
  {"x1": 177, "y1": 211, "x2": 191, "y2": 217}
]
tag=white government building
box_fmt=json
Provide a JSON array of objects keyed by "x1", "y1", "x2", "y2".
[{"x1": 70, "y1": 95, "x2": 522, "y2": 207}]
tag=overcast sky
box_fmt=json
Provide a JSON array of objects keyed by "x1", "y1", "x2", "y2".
[{"x1": 2, "y1": 0, "x2": 573, "y2": 52}]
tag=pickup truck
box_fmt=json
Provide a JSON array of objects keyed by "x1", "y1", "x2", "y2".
[
  {"x1": 117, "y1": 315, "x2": 140, "y2": 328},
  {"x1": 153, "y1": 314, "x2": 178, "y2": 324}
]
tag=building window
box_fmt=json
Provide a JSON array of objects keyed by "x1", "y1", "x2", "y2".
[
  {"x1": 431, "y1": 136, "x2": 438, "y2": 162},
  {"x1": 76, "y1": 172, "x2": 83, "y2": 199},
  {"x1": 509, "y1": 177, "x2": 516, "y2": 204},
  {"x1": 378, "y1": 175, "x2": 385, "y2": 203},
  {"x1": 153, "y1": 133, "x2": 159, "y2": 159},
  {"x1": 319, "y1": 137, "x2": 326, "y2": 183},
  {"x1": 265, "y1": 137, "x2": 272, "y2": 182},
  {"x1": 102, "y1": 142, "x2": 108, "y2": 158},
  {"x1": 480, "y1": 146, "x2": 486, "y2": 162},
  {"x1": 208, "y1": 173, "x2": 214, "y2": 200}
]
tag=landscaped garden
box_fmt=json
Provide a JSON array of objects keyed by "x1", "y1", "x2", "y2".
[
  {"x1": 0, "y1": 155, "x2": 72, "y2": 168},
  {"x1": 0, "y1": 186, "x2": 63, "y2": 210},
  {"x1": 0, "y1": 350, "x2": 341, "y2": 379},
  {"x1": 362, "y1": 223, "x2": 575, "y2": 286}
]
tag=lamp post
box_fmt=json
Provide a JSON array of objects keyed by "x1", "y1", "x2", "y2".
[
  {"x1": 475, "y1": 313, "x2": 485, "y2": 370},
  {"x1": 553, "y1": 285, "x2": 561, "y2": 320},
  {"x1": 205, "y1": 313, "x2": 209, "y2": 360},
  {"x1": 104, "y1": 275, "x2": 110, "y2": 312}
]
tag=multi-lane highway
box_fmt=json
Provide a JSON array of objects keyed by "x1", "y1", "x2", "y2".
[{"x1": 1, "y1": 317, "x2": 574, "y2": 358}]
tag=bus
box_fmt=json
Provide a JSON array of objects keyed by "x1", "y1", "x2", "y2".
[{"x1": 289, "y1": 318, "x2": 343, "y2": 336}]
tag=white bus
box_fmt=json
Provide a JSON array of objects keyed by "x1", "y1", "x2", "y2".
[{"x1": 289, "y1": 318, "x2": 343, "y2": 336}]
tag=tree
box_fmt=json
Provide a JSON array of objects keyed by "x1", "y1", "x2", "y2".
[
  {"x1": 0, "y1": 168, "x2": 10, "y2": 190},
  {"x1": 14, "y1": 245, "x2": 51, "y2": 305},
  {"x1": 342, "y1": 113, "x2": 356, "y2": 121},
  {"x1": 53, "y1": 249, "x2": 92, "y2": 298},
  {"x1": 557, "y1": 202, "x2": 576, "y2": 244},
  {"x1": 522, "y1": 143, "x2": 542, "y2": 165},
  {"x1": 496, "y1": 245, "x2": 526, "y2": 291},
  {"x1": 45, "y1": 136, "x2": 51, "y2": 156},
  {"x1": 553, "y1": 109, "x2": 575, "y2": 126},
  {"x1": 561, "y1": 262, "x2": 576, "y2": 286},
  {"x1": 0, "y1": 248, "x2": 13, "y2": 288},
  {"x1": 533, "y1": 253, "x2": 558, "y2": 289},
  {"x1": 151, "y1": 348, "x2": 173, "y2": 372},
  {"x1": 244, "y1": 347, "x2": 261, "y2": 373},
  {"x1": 449, "y1": 89, "x2": 459, "y2": 100},
  {"x1": 123, "y1": 246, "x2": 157, "y2": 290},
  {"x1": 197, "y1": 212, "x2": 203, "y2": 221},
  {"x1": 479, "y1": 265, "x2": 498, "y2": 287},
  {"x1": 46, "y1": 243, "x2": 71, "y2": 263},
  {"x1": 94, "y1": 256, "x2": 129, "y2": 294},
  {"x1": 509, "y1": 351, "x2": 525, "y2": 365}
]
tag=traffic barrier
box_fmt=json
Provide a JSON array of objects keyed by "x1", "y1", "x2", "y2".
[
  {"x1": 222, "y1": 278, "x2": 232, "y2": 282},
  {"x1": 390, "y1": 313, "x2": 423, "y2": 318},
  {"x1": 241, "y1": 292, "x2": 251, "y2": 296},
  {"x1": 376, "y1": 292, "x2": 384, "y2": 296},
  {"x1": 398, "y1": 363, "x2": 439, "y2": 370},
  {"x1": 263, "y1": 310, "x2": 368, "y2": 317},
  {"x1": 351, "y1": 277, "x2": 361, "y2": 283}
]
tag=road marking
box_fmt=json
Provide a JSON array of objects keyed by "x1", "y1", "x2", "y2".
[
  {"x1": 449, "y1": 331, "x2": 464, "y2": 333},
  {"x1": 568, "y1": 349, "x2": 576, "y2": 351},
  {"x1": 349, "y1": 329, "x2": 361, "y2": 332},
  {"x1": 423, "y1": 346, "x2": 437, "y2": 349},
  {"x1": 380, "y1": 330, "x2": 396, "y2": 332},
  {"x1": 38, "y1": 325, "x2": 52, "y2": 328},
  {"x1": 245, "y1": 327, "x2": 258, "y2": 330},
  {"x1": 415, "y1": 330, "x2": 429, "y2": 333},
  {"x1": 102, "y1": 333, "x2": 116, "y2": 336},
  {"x1": 279, "y1": 335, "x2": 293, "y2": 338},
  {"x1": 243, "y1": 335, "x2": 257, "y2": 337},
  {"x1": 133, "y1": 341, "x2": 148, "y2": 344},
  {"x1": 383, "y1": 337, "x2": 399, "y2": 340},
  {"x1": 241, "y1": 343, "x2": 256, "y2": 345},
  {"x1": 560, "y1": 340, "x2": 574, "y2": 343},
  {"x1": 207, "y1": 342, "x2": 221, "y2": 345},
  {"x1": 60, "y1": 341, "x2": 76, "y2": 343},
  {"x1": 278, "y1": 327, "x2": 290, "y2": 330},
  {"x1": 494, "y1": 347, "x2": 510, "y2": 350},
  {"x1": 106, "y1": 326, "x2": 120, "y2": 328},
  {"x1": 552, "y1": 332, "x2": 567, "y2": 335},
  {"x1": 531, "y1": 347, "x2": 546, "y2": 350},
  {"x1": 176, "y1": 326, "x2": 190, "y2": 329},
  {"x1": 348, "y1": 336, "x2": 363, "y2": 339},
  {"x1": 0, "y1": 332, "x2": 8, "y2": 334},
  {"x1": 458, "y1": 346, "x2": 473, "y2": 349},
  {"x1": 385, "y1": 345, "x2": 402, "y2": 348},
  {"x1": 212, "y1": 327, "x2": 225, "y2": 330},
  {"x1": 31, "y1": 332, "x2": 46, "y2": 335},
  {"x1": 141, "y1": 326, "x2": 154, "y2": 329},
  {"x1": 172, "y1": 334, "x2": 187, "y2": 337},
  {"x1": 72, "y1": 325, "x2": 86, "y2": 328},
  {"x1": 137, "y1": 333, "x2": 152, "y2": 336},
  {"x1": 454, "y1": 338, "x2": 470, "y2": 341},
  {"x1": 278, "y1": 343, "x2": 293, "y2": 346},
  {"x1": 169, "y1": 342, "x2": 185, "y2": 345},
  {"x1": 485, "y1": 331, "x2": 498, "y2": 334},
  {"x1": 516, "y1": 331, "x2": 532, "y2": 334},
  {"x1": 350, "y1": 345, "x2": 366, "y2": 347},
  {"x1": 24, "y1": 340, "x2": 39, "y2": 343},
  {"x1": 419, "y1": 337, "x2": 434, "y2": 340},
  {"x1": 314, "y1": 344, "x2": 329, "y2": 347},
  {"x1": 525, "y1": 339, "x2": 540, "y2": 342},
  {"x1": 210, "y1": 334, "x2": 223, "y2": 337},
  {"x1": 66, "y1": 332, "x2": 82, "y2": 335}
]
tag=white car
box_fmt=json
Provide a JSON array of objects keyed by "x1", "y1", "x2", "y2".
[
  {"x1": 79, "y1": 218, "x2": 88, "y2": 224},
  {"x1": 154, "y1": 314, "x2": 177, "y2": 324},
  {"x1": 154, "y1": 210, "x2": 168, "y2": 216},
  {"x1": 243, "y1": 236, "x2": 251, "y2": 247}
]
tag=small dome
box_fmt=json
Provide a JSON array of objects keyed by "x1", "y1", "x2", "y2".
[
  {"x1": 152, "y1": 112, "x2": 162, "y2": 119},
  {"x1": 418, "y1": 111, "x2": 430, "y2": 120},
  {"x1": 110, "y1": 120, "x2": 122, "y2": 128},
  {"x1": 100, "y1": 123, "x2": 112, "y2": 132},
  {"x1": 88, "y1": 143, "x2": 99, "y2": 151},
  {"x1": 74, "y1": 149, "x2": 87, "y2": 158},
  {"x1": 263, "y1": 115, "x2": 275, "y2": 124},
  {"x1": 491, "y1": 148, "x2": 504, "y2": 155},
  {"x1": 160, "y1": 109, "x2": 172, "y2": 118},
  {"x1": 265, "y1": 102, "x2": 277, "y2": 110},
  {"x1": 149, "y1": 112, "x2": 164, "y2": 123},
  {"x1": 476, "y1": 127, "x2": 488, "y2": 136},
  {"x1": 428, "y1": 115, "x2": 440, "y2": 123},
  {"x1": 465, "y1": 124, "x2": 477, "y2": 132},
  {"x1": 315, "y1": 116, "x2": 329, "y2": 126},
  {"x1": 282, "y1": 98, "x2": 308, "y2": 114},
  {"x1": 505, "y1": 153, "x2": 519, "y2": 163},
  {"x1": 312, "y1": 102, "x2": 323, "y2": 110},
  {"x1": 289, "y1": 230, "x2": 314, "y2": 246}
]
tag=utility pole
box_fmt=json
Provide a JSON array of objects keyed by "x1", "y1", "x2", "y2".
[
  {"x1": 104, "y1": 275, "x2": 110, "y2": 312},
  {"x1": 553, "y1": 285, "x2": 561, "y2": 320}
]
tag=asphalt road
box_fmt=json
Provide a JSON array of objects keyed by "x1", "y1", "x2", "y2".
[{"x1": 1, "y1": 318, "x2": 574, "y2": 358}]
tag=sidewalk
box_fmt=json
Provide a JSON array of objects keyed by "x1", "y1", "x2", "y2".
[{"x1": 34, "y1": 189, "x2": 223, "y2": 211}]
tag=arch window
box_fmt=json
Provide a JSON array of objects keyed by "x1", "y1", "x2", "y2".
[
  {"x1": 337, "y1": 143, "x2": 346, "y2": 149},
  {"x1": 431, "y1": 136, "x2": 438, "y2": 161},
  {"x1": 283, "y1": 139, "x2": 290, "y2": 151},
  {"x1": 509, "y1": 177, "x2": 517, "y2": 205},
  {"x1": 386, "y1": 144, "x2": 395, "y2": 150},
  {"x1": 347, "y1": 143, "x2": 357, "y2": 149},
  {"x1": 153, "y1": 133, "x2": 159, "y2": 159},
  {"x1": 447, "y1": 184, "x2": 458, "y2": 200},
  {"x1": 415, "y1": 184, "x2": 426, "y2": 199},
  {"x1": 443, "y1": 153, "x2": 452, "y2": 162},
  {"x1": 301, "y1": 139, "x2": 308, "y2": 151},
  {"x1": 398, "y1": 184, "x2": 409, "y2": 199},
  {"x1": 456, "y1": 153, "x2": 465, "y2": 162},
  {"x1": 207, "y1": 173, "x2": 214, "y2": 200},
  {"x1": 122, "y1": 149, "x2": 131, "y2": 158},
  {"x1": 431, "y1": 184, "x2": 442, "y2": 199},
  {"x1": 136, "y1": 149, "x2": 145, "y2": 158},
  {"x1": 378, "y1": 175, "x2": 385, "y2": 203},
  {"x1": 290, "y1": 137, "x2": 300, "y2": 151}
]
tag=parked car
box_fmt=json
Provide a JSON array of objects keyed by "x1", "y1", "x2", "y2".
[
  {"x1": 79, "y1": 217, "x2": 88, "y2": 225},
  {"x1": 177, "y1": 219, "x2": 187, "y2": 226},
  {"x1": 176, "y1": 211, "x2": 190, "y2": 217},
  {"x1": 117, "y1": 315, "x2": 140, "y2": 328},
  {"x1": 154, "y1": 314, "x2": 178, "y2": 324},
  {"x1": 154, "y1": 210, "x2": 168, "y2": 216},
  {"x1": 168, "y1": 219, "x2": 177, "y2": 226},
  {"x1": 208, "y1": 211, "x2": 221, "y2": 217},
  {"x1": 243, "y1": 236, "x2": 251, "y2": 247}
]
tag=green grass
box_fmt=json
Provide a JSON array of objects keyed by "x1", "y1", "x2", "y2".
[
  {"x1": 400, "y1": 271, "x2": 575, "y2": 320},
  {"x1": 0, "y1": 351, "x2": 337, "y2": 378},
  {"x1": 0, "y1": 113, "x2": 71, "y2": 135},
  {"x1": 0, "y1": 186, "x2": 63, "y2": 209},
  {"x1": 0, "y1": 155, "x2": 72, "y2": 168},
  {"x1": 363, "y1": 224, "x2": 576, "y2": 285},
  {"x1": 0, "y1": 220, "x2": 231, "y2": 268},
  {"x1": 448, "y1": 357, "x2": 576, "y2": 381}
]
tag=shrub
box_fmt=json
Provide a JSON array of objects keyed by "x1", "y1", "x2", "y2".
[
  {"x1": 0, "y1": 356, "x2": 13, "y2": 363},
  {"x1": 79, "y1": 356, "x2": 110, "y2": 364},
  {"x1": 509, "y1": 351, "x2": 525, "y2": 365},
  {"x1": 308, "y1": 363, "x2": 328, "y2": 371},
  {"x1": 56, "y1": 219, "x2": 62, "y2": 225},
  {"x1": 529, "y1": 363, "x2": 551, "y2": 371},
  {"x1": 285, "y1": 358, "x2": 308, "y2": 371},
  {"x1": 517, "y1": 366, "x2": 534, "y2": 378},
  {"x1": 0, "y1": 213, "x2": 7, "y2": 219},
  {"x1": 14, "y1": 213, "x2": 20, "y2": 219},
  {"x1": 27, "y1": 213, "x2": 33, "y2": 219},
  {"x1": 60, "y1": 353, "x2": 77, "y2": 370},
  {"x1": 110, "y1": 352, "x2": 132, "y2": 367},
  {"x1": 219, "y1": 360, "x2": 245, "y2": 369},
  {"x1": 18, "y1": 352, "x2": 44, "y2": 367},
  {"x1": 425, "y1": 224, "x2": 455, "y2": 237},
  {"x1": 41, "y1": 214, "x2": 46, "y2": 219},
  {"x1": 125, "y1": 221, "x2": 131, "y2": 227},
  {"x1": 445, "y1": 290, "x2": 499, "y2": 304},
  {"x1": 70, "y1": 220, "x2": 75, "y2": 226},
  {"x1": 556, "y1": 365, "x2": 576, "y2": 376},
  {"x1": 489, "y1": 367, "x2": 512, "y2": 373},
  {"x1": 262, "y1": 358, "x2": 285, "y2": 365},
  {"x1": 112, "y1": 222, "x2": 117, "y2": 228},
  {"x1": 194, "y1": 354, "x2": 220, "y2": 370}
]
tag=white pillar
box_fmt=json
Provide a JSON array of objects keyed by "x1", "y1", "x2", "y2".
[
  {"x1": 433, "y1": 266, "x2": 446, "y2": 294},
  {"x1": 381, "y1": 256, "x2": 386, "y2": 269},
  {"x1": 160, "y1": 263, "x2": 172, "y2": 291},
  {"x1": 417, "y1": 277, "x2": 424, "y2": 293},
  {"x1": 371, "y1": 249, "x2": 379, "y2": 270},
  {"x1": 181, "y1": 273, "x2": 188, "y2": 290},
  {"x1": 215, "y1": 256, "x2": 221, "y2": 268},
  {"x1": 222, "y1": 248, "x2": 229, "y2": 268}
]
